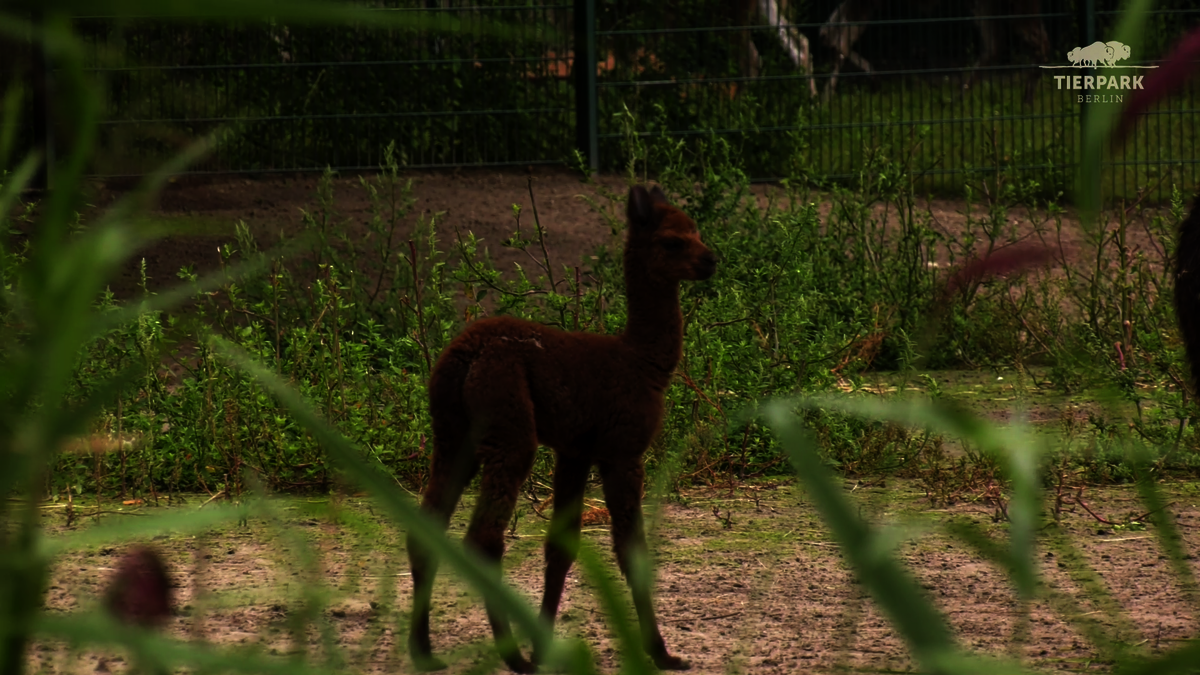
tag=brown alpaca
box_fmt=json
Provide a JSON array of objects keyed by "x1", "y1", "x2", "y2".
[{"x1": 407, "y1": 185, "x2": 715, "y2": 673}]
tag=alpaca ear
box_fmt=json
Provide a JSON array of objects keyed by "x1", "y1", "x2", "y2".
[{"x1": 627, "y1": 184, "x2": 660, "y2": 231}]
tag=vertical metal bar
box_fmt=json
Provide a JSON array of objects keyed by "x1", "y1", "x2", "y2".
[
  {"x1": 574, "y1": 0, "x2": 597, "y2": 172},
  {"x1": 30, "y1": 9, "x2": 53, "y2": 190},
  {"x1": 1078, "y1": 0, "x2": 1094, "y2": 177}
]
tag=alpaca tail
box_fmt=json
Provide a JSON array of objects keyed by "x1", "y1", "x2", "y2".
[
  {"x1": 426, "y1": 345, "x2": 482, "y2": 478},
  {"x1": 414, "y1": 342, "x2": 484, "y2": 520}
]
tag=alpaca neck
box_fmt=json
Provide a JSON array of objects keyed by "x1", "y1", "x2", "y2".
[{"x1": 620, "y1": 256, "x2": 684, "y2": 384}]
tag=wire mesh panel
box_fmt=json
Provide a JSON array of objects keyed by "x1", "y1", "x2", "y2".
[
  {"x1": 9, "y1": 2, "x2": 1197, "y2": 200},
  {"x1": 71, "y1": 2, "x2": 574, "y2": 177},
  {"x1": 593, "y1": 0, "x2": 823, "y2": 180},
  {"x1": 592, "y1": 0, "x2": 1200, "y2": 201},
  {"x1": 1093, "y1": 3, "x2": 1200, "y2": 201},
  {"x1": 1, "y1": 17, "x2": 39, "y2": 175}
]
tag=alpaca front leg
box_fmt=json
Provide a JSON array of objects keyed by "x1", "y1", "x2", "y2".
[{"x1": 598, "y1": 459, "x2": 690, "y2": 671}]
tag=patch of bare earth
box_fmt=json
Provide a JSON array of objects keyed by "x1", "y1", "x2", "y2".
[
  {"x1": 80, "y1": 167, "x2": 1173, "y2": 300},
  {"x1": 33, "y1": 482, "x2": 1200, "y2": 673}
]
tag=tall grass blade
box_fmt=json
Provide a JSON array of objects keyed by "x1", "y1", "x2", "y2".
[
  {"x1": 1077, "y1": 0, "x2": 1154, "y2": 217},
  {"x1": 91, "y1": 132, "x2": 220, "y2": 231},
  {"x1": 574, "y1": 543, "x2": 653, "y2": 675},
  {"x1": 759, "y1": 400, "x2": 959, "y2": 665},
  {"x1": 42, "y1": 504, "x2": 251, "y2": 556},
  {"x1": 21, "y1": 0, "x2": 540, "y2": 40},
  {"x1": 0, "y1": 155, "x2": 40, "y2": 294},
  {"x1": 16, "y1": 222, "x2": 139, "y2": 421},
  {"x1": 82, "y1": 130, "x2": 319, "y2": 333},
  {"x1": 37, "y1": 613, "x2": 338, "y2": 675},
  {"x1": 8, "y1": 132, "x2": 216, "y2": 432},
  {"x1": 1113, "y1": 639, "x2": 1200, "y2": 675},
  {"x1": 0, "y1": 363, "x2": 142, "y2": 500},
  {"x1": 763, "y1": 399, "x2": 1037, "y2": 674},
  {"x1": 0, "y1": 154, "x2": 39, "y2": 227},
  {"x1": 0, "y1": 86, "x2": 22, "y2": 171},
  {"x1": 943, "y1": 519, "x2": 1123, "y2": 661},
  {"x1": 28, "y1": 15, "x2": 96, "y2": 271},
  {"x1": 1041, "y1": 530, "x2": 1140, "y2": 659},
  {"x1": 766, "y1": 392, "x2": 1043, "y2": 599},
  {"x1": 210, "y1": 336, "x2": 556, "y2": 662},
  {"x1": 1128, "y1": 444, "x2": 1200, "y2": 615},
  {"x1": 1004, "y1": 415, "x2": 1040, "y2": 602}
]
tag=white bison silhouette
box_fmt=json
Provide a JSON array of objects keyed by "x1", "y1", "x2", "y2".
[
  {"x1": 1068, "y1": 41, "x2": 1114, "y2": 67},
  {"x1": 1105, "y1": 41, "x2": 1132, "y2": 66}
]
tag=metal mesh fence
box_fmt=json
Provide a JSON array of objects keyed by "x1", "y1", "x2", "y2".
[
  {"x1": 7, "y1": 1, "x2": 1200, "y2": 201},
  {"x1": 595, "y1": 0, "x2": 1200, "y2": 200},
  {"x1": 1092, "y1": 4, "x2": 1200, "y2": 200},
  {"x1": 1, "y1": 21, "x2": 39, "y2": 173},
  {"x1": 71, "y1": 3, "x2": 575, "y2": 176}
]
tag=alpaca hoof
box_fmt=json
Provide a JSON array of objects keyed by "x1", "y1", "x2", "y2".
[
  {"x1": 654, "y1": 654, "x2": 691, "y2": 671},
  {"x1": 409, "y1": 633, "x2": 447, "y2": 672},
  {"x1": 503, "y1": 652, "x2": 537, "y2": 674}
]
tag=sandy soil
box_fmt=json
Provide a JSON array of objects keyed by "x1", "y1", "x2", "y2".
[{"x1": 32, "y1": 481, "x2": 1200, "y2": 674}]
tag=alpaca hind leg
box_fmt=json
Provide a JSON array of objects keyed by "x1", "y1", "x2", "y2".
[
  {"x1": 598, "y1": 458, "x2": 689, "y2": 671},
  {"x1": 456, "y1": 356, "x2": 542, "y2": 672},
  {"x1": 464, "y1": 439, "x2": 538, "y2": 674},
  {"x1": 408, "y1": 423, "x2": 481, "y2": 671},
  {"x1": 532, "y1": 454, "x2": 592, "y2": 666}
]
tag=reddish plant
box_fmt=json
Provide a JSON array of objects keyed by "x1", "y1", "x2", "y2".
[
  {"x1": 407, "y1": 185, "x2": 715, "y2": 673},
  {"x1": 1113, "y1": 28, "x2": 1200, "y2": 146},
  {"x1": 941, "y1": 242, "x2": 1055, "y2": 301}
]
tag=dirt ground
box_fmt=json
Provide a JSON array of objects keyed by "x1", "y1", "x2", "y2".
[
  {"x1": 33, "y1": 481, "x2": 1200, "y2": 674},
  {"x1": 78, "y1": 166, "x2": 1173, "y2": 301}
]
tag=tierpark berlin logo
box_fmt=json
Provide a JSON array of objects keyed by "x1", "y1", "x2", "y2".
[{"x1": 1040, "y1": 41, "x2": 1158, "y2": 103}]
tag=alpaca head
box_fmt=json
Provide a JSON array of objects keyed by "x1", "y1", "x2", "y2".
[{"x1": 625, "y1": 185, "x2": 717, "y2": 282}]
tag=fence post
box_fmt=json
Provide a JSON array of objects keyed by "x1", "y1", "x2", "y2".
[
  {"x1": 573, "y1": 0, "x2": 598, "y2": 172},
  {"x1": 30, "y1": 9, "x2": 53, "y2": 190},
  {"x1": 1077, "y1": 1, "x2": 1095, "y2": 132},
  {"x1": 1075, "y1": 0, "x2": 1096, "y2": 197}
]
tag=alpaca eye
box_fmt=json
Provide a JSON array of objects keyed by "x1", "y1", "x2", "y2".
[{"x1": 661, "y1": 239, "x2": 684, "y2": 252}]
